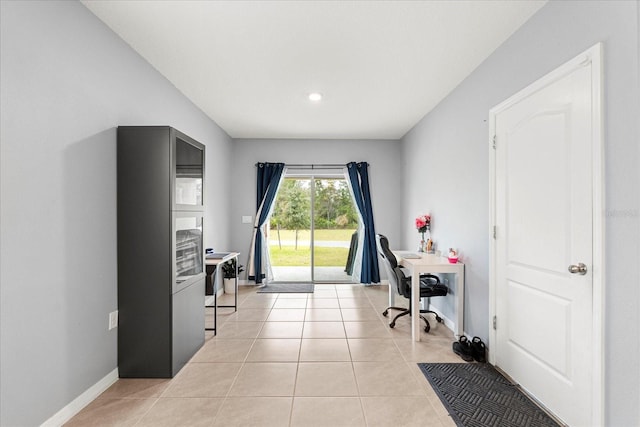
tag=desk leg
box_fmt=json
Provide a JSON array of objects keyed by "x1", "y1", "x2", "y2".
[
  {"x1": 205, "y1": 287, "x2": 217, "y2": 335},
  {"x1": 388, "y1": 282, "x2": 395, "y2": 308},
  {"x1": 412, "y1": 268, "x2": 421, "y2": 342},
  {"x1": 455, "y1": 269, "x2": 465, "y2": 338},
  {"x1": 234, "y1": 259, "x2": 238, "y2": 312}
]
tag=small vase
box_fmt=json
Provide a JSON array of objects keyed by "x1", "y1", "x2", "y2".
[
  {"x1": 223, "y1": 278, "x2": 236, "y2": 294},
  {"x1": 418, "y1": 239, "x2": 425, "y2": 252}
]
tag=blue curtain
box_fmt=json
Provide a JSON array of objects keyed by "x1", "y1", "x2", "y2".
[
  {"x1": 347, "y1": 162, "x2": 380, "y2": 284},
  {"x1": 249, "y1": 162, "x2": 285, "y2": 283}
]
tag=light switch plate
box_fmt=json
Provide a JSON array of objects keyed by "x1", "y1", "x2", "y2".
[
  {"x1": 109, "y1": 311, "x2": 118, "y2": 330},
  {"x1": 242, "y1": 215, "x2": 252, "y2": 224}
]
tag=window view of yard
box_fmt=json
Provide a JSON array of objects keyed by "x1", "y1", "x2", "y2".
[{"x1": 268, "y1": 177, "x2": 359, "y2": 281}]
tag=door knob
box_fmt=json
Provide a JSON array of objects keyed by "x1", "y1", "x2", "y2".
[{"x1": 568, "y1": 263, "x2": 588, "y2": 275}]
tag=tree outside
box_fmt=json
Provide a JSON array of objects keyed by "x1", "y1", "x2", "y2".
[
  {"x1": 270, "y1": 178, "x2": 357, "y2": 237},
  {"x1": 270, "y1": 179, "x2": 310, "y2": 250}
]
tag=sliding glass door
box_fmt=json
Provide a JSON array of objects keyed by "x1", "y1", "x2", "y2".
[
  {"x1": 268, "y1": 173, "x2": 358, "y2": 283},
  {"x1": 312, "y1": 178, "x2": 357, "y2": 282},
  {"x1": 269, "y1": 177, "x2": 312, "y2": 282}
]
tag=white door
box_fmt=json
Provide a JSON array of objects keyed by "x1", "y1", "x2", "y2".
[{"x1": 491, "y1": 45, "x2": 602, "y2": 426}]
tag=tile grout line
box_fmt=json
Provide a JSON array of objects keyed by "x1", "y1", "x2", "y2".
[
  {"x1": 207, "y1": 289, "x2": 266, "y2": 425},
  {"x1": 342, "y1": 288, "x2": 369, "y2": 426},
  {"x1": 130, "y1": 396, "x2": 160, "y2": 427}
]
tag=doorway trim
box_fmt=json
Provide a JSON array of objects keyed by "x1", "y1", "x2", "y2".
[{"x1": 488, "y1": 43, "x2": 604, "y2": 425}]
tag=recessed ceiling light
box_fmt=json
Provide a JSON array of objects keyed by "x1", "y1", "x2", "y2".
[{"x1": 308, "y1": 92, "x2": 323, "y2": 102}]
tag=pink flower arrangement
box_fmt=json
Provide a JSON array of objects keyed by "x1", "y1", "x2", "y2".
[{"x1": 415, "y1": 214, "x2": 431, "y2": 233}]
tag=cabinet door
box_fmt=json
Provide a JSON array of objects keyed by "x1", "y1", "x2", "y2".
[
  {"x1": 174, "y1": 211, "x2": 204, "y2": 293},
  {"x1": 173, "y1": 131, "x2": 204, "y2": 210},
  {"x1": 172, "y1": 278, "x2": 205, "y2": 376}
]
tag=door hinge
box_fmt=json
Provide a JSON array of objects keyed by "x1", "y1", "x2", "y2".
[
  {"x1": 492, "y1": 135, "x2": 497, "y2": 149},
  {"x1": 493, "y1": 226, "x2": 497, "y2": 239},
  {"x1": 493, "y1": 316, "x2": 497, "y2": 330}
]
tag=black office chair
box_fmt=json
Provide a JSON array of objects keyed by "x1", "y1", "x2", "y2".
[{"x1": 376, "y1": 234, "x2": 448, "y2": 332}]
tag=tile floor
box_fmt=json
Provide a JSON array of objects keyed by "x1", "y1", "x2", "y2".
[{"x1": 66, "y1": 284, "x2": 465, "y2": 426}]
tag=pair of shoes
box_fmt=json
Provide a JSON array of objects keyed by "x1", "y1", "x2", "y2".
[
  {"x1": 471, "y1": 337, "x2": 486, "y2": 363},
  {"x1": 452, "y1": 336, "x2": 487, "y2": 362},
  {"x1": 452, "y1": 336, "x2": 474, "y2": 361}
]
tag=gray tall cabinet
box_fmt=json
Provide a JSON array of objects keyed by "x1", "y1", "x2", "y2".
[{"x1": 117, "y1": 126, "x2": 205, "y2": 378}]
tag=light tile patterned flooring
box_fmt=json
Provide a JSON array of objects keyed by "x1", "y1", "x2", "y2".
[{"x1": 66, "y1": 284, "x2": 464, "y2": 426}]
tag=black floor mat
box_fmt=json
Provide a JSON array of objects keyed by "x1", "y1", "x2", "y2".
[{"x1": 418, "y1": 363, "x2": 561, "y2": 427}]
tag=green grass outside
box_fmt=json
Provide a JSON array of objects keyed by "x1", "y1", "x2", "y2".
[
  {"x1": 267, "y1": 228, "x2": 356, "y2": 242},
  {"x1": 269, "y1": 246, "x2": 349, "y2": 267},
  {"x1": 267, "y1": 229, "x2": 356, "y2": 267}
]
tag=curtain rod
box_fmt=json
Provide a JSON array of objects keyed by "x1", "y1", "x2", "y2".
[
  {"x1": 286, "y1": 163, "x2": 346, "y2": 169},
  {"x1": 255, "y1": 162, "x2": 369, "y2": 169},
  {"x1": 254, "y1": 163, "x2": 347, "y2": 169}
]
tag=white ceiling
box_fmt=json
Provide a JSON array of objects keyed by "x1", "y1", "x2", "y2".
[{"x1": 82, "y1": 0, "x2": 546, "y2": 140}]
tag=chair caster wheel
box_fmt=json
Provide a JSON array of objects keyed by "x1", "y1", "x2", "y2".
[
  {"x1": 424, "y1": 324, "x2": 430, "y2": 333},
  {"x1": 382, "y1": 310, "x2": 389, "y2": 317},
  {"x1": 389, "y1": 322, "x2": 395, "y2": 328},
  {"x1": 436, "y1": 316, "x2": 443, "y2": 323}
]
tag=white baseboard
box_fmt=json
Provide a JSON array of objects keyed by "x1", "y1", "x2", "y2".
[
  {"x1": 41, "y1": 368, "x2": 118, "y2": 427},
  {"x1": 425, "y1": 304, "x2": 455, "y2": 333}
]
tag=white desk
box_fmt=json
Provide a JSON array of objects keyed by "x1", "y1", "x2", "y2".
[
  {"x1": 395, "y1": 253, "x2": 465, "y2": 342},
  {"x1": 205, "y1": 252, "x2": 240, "y2": 334}
]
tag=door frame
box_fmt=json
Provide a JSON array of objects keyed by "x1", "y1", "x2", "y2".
[{"x1": 488, "y1": 43, "x2": 604, "y2": 425}]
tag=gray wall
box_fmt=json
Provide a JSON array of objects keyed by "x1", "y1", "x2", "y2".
[
  {"x1": 230, "y1": 139, "x2": 403, "y2": 278},
  {"x1": 401, "y1": 1, "x2": 639, "y2": 425},
  {"x1": 0, "y1": 2, "x2": 232, "y2": 425}
]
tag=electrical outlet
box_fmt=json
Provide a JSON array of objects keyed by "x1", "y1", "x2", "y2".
[
  {"x1": 108, "y1": 310, "x2": 118, "y2": 330},
  {"x1": 242, "y1": 215, "x2": 252, "y2": 224}
]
